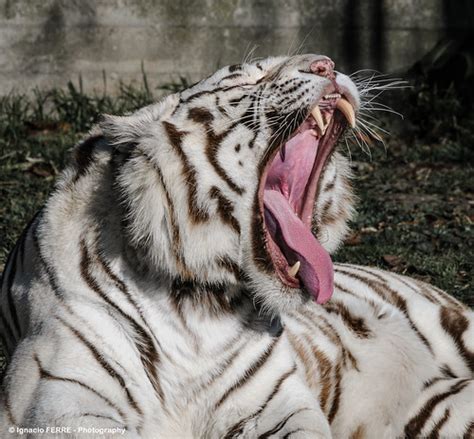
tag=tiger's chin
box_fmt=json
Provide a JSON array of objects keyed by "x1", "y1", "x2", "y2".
[{"x1": 245, "y1": 101, "x2": 356, "y2": 313}]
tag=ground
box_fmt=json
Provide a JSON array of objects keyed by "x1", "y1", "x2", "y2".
[{"x1": 0, "y1": 76, "x2": 472, "y2": 372}]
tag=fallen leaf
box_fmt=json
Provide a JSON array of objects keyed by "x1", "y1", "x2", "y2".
[
  {"x1": 345, "y1": 233, "x2": 362, "y2": 246},
  {"x1": 361, "y1": 226, "x2": 378, "y2": 234},
  {"x1": 26, "y1": 162, "x2": 57, "y2": 178},
  {"x1": 382, "y1": 254, "x2": 403, "y2": 267}
]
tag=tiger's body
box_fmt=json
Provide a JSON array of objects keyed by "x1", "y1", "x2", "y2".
[{"x1": 0, "y1": 54, "x2": 473, "y2": 438}]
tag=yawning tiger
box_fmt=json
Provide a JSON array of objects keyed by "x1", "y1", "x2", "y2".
[{"x1": 1, "y1": 54, "x2": 472, "y2": 438}]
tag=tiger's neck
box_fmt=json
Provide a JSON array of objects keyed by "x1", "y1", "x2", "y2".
[{"x1": 44, "y1": 134, "x2": 271, "y2": 338}]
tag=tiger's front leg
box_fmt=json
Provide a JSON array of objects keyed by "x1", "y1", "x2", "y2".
[
  {"x1": 251, "y1": 378, "x2": 332, "y2": 439},
  {"x1": 220, "y1": 374, "x2": 330, "y2": 438},
  {"x1": 212, "y1": 337, "x2": 332, "y2": 439}
]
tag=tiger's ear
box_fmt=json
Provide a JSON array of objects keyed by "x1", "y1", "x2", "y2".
[{"x1": 99, "y1": 113, "x2": 152, "y2": 151}]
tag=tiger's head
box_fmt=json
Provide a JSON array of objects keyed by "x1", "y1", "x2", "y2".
[{"x1": 102, "y1": 54, "x2": 359, "y2": 312}]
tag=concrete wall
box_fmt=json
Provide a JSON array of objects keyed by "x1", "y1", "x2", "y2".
[{"x1": 0, "y1": 0, "x2": 470, "y2": 95}]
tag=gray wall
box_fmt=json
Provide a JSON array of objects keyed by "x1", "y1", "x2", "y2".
[{"x1": 0, "y1": 0, "x2": 466, "y2": 95}]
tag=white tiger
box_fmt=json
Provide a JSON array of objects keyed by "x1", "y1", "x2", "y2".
[{"x1": 0, "y1": 54, "x2": 472, "y2": 439}]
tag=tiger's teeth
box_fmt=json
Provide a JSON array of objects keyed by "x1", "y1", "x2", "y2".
[
  {"x1": 287, "y1": 261, "x2": 301, "y2": 277},
  {"x1": 336, "y1": 98, "x2": 356, "y2": 128},
  {"x1": 310, "y1": 106, "x2": 325, "y2": 133}
]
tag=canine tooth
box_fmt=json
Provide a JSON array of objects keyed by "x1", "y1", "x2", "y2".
[
  {"x1": 288, "y1": 261, "x2": 301, "y2": 277},
  {"x1": 311, "y1": 106, "x2": 325, "y2": 133},
  {"x1": 336, "y1": 98, "x2": 356, "y2": 128}
]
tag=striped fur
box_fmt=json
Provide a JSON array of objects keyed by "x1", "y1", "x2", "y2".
[{"x1": 1, "y1": 55, "x2": 472, "y2": 438}]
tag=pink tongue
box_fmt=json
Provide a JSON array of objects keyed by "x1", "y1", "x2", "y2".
[{"x1": 264, "y1": 189, "x2": 334, "y2": 304}]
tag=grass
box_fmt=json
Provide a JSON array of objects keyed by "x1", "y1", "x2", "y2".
[
  {"x1": 335, "y1": 80, "x2": 473, "y2": 304},
  {"x1": 0, "y1": 75, "x2": 473, "y2": 372}
]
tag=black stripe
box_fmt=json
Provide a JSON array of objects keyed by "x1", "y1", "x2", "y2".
[
  {"x1": 296, "y1": 308, "x2": 358, "y2": 370},
  {"x1": 72, "y1": 135, "x2": 104, "y2": 183},
  {"x1": 223, "y1": 365, "x2": 297, "y2": 438},
  {"x1": 440, "y1": 364, "x2": 457, "y2": 379},
  {"x1": 215, "y1": 337, "x2": 279, "y2": 409},
  {"x1": 192, "y1": 331, "x2": 248, "y2": 395},
  {"x1": 440, "y1": 306, "x2": 474, "y2": 372},
  {"x1": 216, "y1": 256, "x2": 245, "y2": 282},
  {"x1": 228, "y1": 64, "x2": 242, "y2": 73},
  {"x1": 257, "y1": 365, "x2": 297, "y2": 411},
  {"x1": 336, "y1": 264, "x2": 389, "y2": 283},
  {"x1": 421, "y1": 280, "x2": 466, "y2": 310},
  {"x1": 139, "y1": 151, "x2": 190, "y2": 276},
  {"x1": 426, "y1": 408, "x2": 450, "y2": 438},
  {"x1": 404, "y1": 379, "x2": 470, "y2": 437},
  {"x1": 96, "y1": 250, "x2": 147, "y2": 316},
  {"x1": 182, "y1": 84, "x2": 245, "y2": 104},
  {"x1": 188, "y1": 107, "x2": 246, "y2": 195},
  {"x1": 2, "y1": 243, "x2": 21, "y2": 338},
  {"x1": 423, "y1": 377, "x2": 444, "y2": 389},
  {"x1": 209, "y1": 186, "x2": 241, "y2": 234},
  {"x1": 257, "y1": 408, "x2": 310, "y2": 439},
  {"x1": 57, "y1": 316, "x2": 143, "y2": 417},
  {"x1": 32, "y1": 213, "x2": 65, "y2": 302},
  {"x1": 336, "y1": 267, "x2": 434, "y2": 355},
  {"x1": 229, "y1": 95, "x2": 247, "y2": 107},
  {"x1": 220, "y1": 73, "x2": 243, "y2": 82},
  {"x1": 327, "y1": 363, "x2": 342, "y2": 424},
  {"x1": 16, "y1": 209, "x2": 41, "y2": 269},
  {"x1": 0, "y1": 309, "x2": 15, "y2": 351},
  {"x1": 345, "y1": 266, "x2": 438, "y2": 306},
  {"x1": 162, "y1": 120, "x2": 209, "y2": 223},
  {"x1": 95, "y1": 249, "x2": 164, "y2": 351},
  {"x1": 170, "y1": 278, "x2": 233, "y2": 316},
  {"x1": 33, "y1": 353, "x2": 126, "y2": 422},
  {"x1": 79, "y1": 239, "x2": 165, "y2": 403},
  {"x1": 323, "y1": 300, "x2": 372, "y2": 338},
  {"x1": 4, "y1": 395, "x2": 15, "y2": 424},
  {"x1": 463, "y1": 422, "x2": 474, "y2": 439},
  {"x1": 390, "y1": 273, "x2": 440, "y2": 305},
  {"x1": 216, "y1": 95, "x2": 230, "y2": 117},
  {"x1": 283, "y1": 429, "x2": 303, "y2": 439},
  {"x1": 323, "y1": 173, "x2": 337, "y2": 192},
  {"x1": 0, "y1": 329, "x2": 8, "y2": 360},
  {"x1": 30, "y1": 217, "x2": 145, "y2": 420},
  {"x1": 301, "y1": 332, "x2": 333, "y2": 412},
  {"x1": 248, "y1": 132, "x2": 257, "y2": 149},
  {"x1": 251, "y1": 191, "x2": 273, "y2": 274},
  {"x1": 334, "y1": 281, "x2": 379, "y2": 312}
]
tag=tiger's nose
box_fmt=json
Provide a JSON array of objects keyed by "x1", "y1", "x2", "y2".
[{"x1": 310, "y1": 58, "x2": 335, "y2": 79}]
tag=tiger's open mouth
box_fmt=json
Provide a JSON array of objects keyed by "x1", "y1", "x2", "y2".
[{"x1": 258, "y1": 94, "x2": 356, "y2": 304}]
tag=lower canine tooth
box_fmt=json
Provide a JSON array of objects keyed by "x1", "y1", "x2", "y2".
[
  {"x1": 288, "y1": 261, "x2": 301, "y2": 277},
  {"x1": 336, "y1": 98, "x2": 356, "y2": 128},
  {"x1": 311, "y1": 106, "x2": 325, "y2": 133}
]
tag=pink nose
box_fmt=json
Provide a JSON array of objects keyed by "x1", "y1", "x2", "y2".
[{"x1": 310, "y1": 58, "x2": 335, "y2": 79}]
